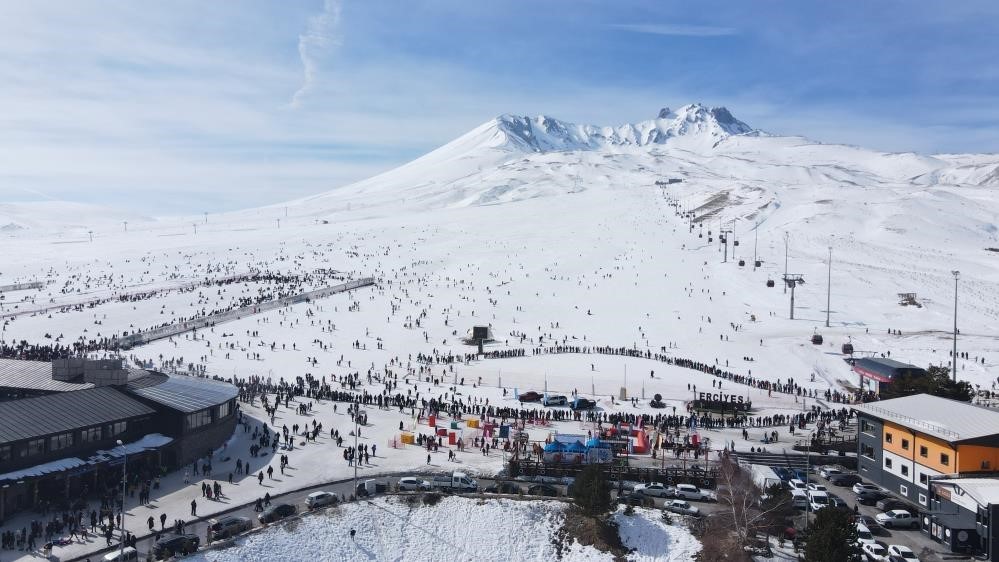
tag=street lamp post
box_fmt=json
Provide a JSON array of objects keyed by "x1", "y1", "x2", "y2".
[
  {"x1": 117, "y1": 439, "x2": 127, "y2": 559},
  {"x1": 783, "y1": 232, "x2": 790, "y2": 294},
  {"x1": 826, "y1": 246, "x2": 832, "y2": 328},
  {"x1": 952, "y1": 271, "x2": 960, "y2": 381}
]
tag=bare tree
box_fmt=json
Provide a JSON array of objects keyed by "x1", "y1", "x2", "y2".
[{"x1": 713, "y1": 454, "x2": 793, "y2": 547}]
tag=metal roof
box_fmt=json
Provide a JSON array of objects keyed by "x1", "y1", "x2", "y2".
[
  {"x1": 126, "y1": 374, "x2": 238, "y2": 413},
  {"x1": 0, "y1": 387, "x2": 155, "y2": 444},
  {"x1": 934, "y1": 478, "x2": 999, "y2": 506},
  {"x1": 0, "y1": 358, "x2": 94, "y2": 392},
  {"x1": 854, "y1": 394, "x2": 999, "y2": 443}
]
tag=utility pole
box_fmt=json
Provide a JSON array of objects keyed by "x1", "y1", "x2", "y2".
[
  {"x1": 825, "y1": 246, "x2": 832, "y2": 328},
  {"x1": 117, "y1": 440, "x2": 127, "y2": 559},
  {"x1": 123, "y1": 221, "x2": 128, "y2": 233},
  {"x1": 193, "y1": 223, "x2": 198, "y2": 235},
  {"x1": 783, "y1": 232, "x2": 790, "y2": 293},
  {"x1": 952, "y1": 270, "x2": 960, "y2": 380},
  {"x1": 204, "y1": 212, "x2": 208, "y2": 224},
  {"x1": 720, "y1": 229, "x2": 733, "y2": 262},
  {"x1": 88, "y1": 230, "x2": 93, "y2": 243}
]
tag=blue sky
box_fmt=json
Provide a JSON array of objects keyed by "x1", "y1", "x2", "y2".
[{"x1": 1, "y1": 1, "x2": 998, "y2": 213}]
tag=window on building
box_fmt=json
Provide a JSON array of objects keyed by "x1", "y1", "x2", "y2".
[
  {"x1": 80, "y1": 427, "x2": 102, "y2": 443},
  {"x1": 983, "y1": 460, "x2": 992, "y2": 470},
  {"x1": 861, "y1": 419, "x2": 875, "y2": 435},
  {"x1": 919, "y1": 473, "x2": 928, "y2": 485},
  {"x1": 901, "y1": 439, "x2": 910, "y2": 450},
  {"x1": 886, "y1": 433, "x2": 893, "y2": 444},
  {"x1": 900, "y1": 484, "x2": 908, "y2": 496},
  {"x1": 49, "y1": 432, "x2": 73, "y2": 451},
  {"x1": 919, "y1": 445, "x2": 928, "y2": 458},
  {"x1": 919, "y1": 493, "x2": 927, "y2": 505},
  {"x1": 902, "y1": 465, "x2": 909, "y2": 476},
  {"x1": 217, "y1": 401, "x2": 231, "y2": 419},
  {"x1": 21, "y1": 438, "x2": 44, "y2": 457},
  {"x1": 107, "y1": 421, "x2": 127, "y2": 437},
  {"x1": 185, "y1": 409, "x2": 212, "y2": 430},
  {"x1": 885, "y1": 457, "x2": 893, "y2": 469},
  {"x1": 941, "y1": 452, "x2": 950, "y2": 466},
  {"x1": 861, "y1": 444, "x2": 875, "y2": 459},
  {"x1": 0, "y1": 445, "x2": 11, "y2": 462}
]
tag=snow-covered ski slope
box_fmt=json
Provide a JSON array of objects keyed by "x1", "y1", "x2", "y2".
[{"x1": 2, "y1": 103, "x2": 998, "y2": 391}]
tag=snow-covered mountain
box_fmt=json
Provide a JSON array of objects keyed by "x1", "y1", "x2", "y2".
[
  {"x1": 493, "y1": 103, "x2": 756, "y2": 152},
  {"x1": 289, "y1": 103, "x2": 999, "y2": 220}
]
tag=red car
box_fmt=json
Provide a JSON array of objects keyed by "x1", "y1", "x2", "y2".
[{"x1": 518, "y1": 391, "x2": 541, "y2": 402}]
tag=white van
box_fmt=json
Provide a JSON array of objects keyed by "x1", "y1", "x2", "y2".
[
  {"x1": 103, "y1": 547, "x2": 139, "y2": 562},
  {"x1": 789, "y1": 478, "x2": 808, "y2": 491},
  {"x1": 790, "y1": 489, "x2": 808, "y2": 509},
  {"x1": 807, "y1": 490, "x2": 829, "y2": 511}
]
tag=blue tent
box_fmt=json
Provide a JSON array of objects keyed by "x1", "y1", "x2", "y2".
[
  {"x1": 566, "y1": 441, "x2": 586, "y2": 453},
  {"x1": 544, "y1": 442, "x2": 566, "y2": 453},
  {"x1": 585, "y1": 438, "x2": 603, "y2": 449}
]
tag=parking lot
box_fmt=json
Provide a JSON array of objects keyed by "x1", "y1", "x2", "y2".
[{"x1": 804, "y1": 466, "x2": 961, "y2": 561}]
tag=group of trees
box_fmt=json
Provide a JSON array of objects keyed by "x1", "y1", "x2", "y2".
[
  {"x1": 569, "y1": 459, "x2": 867, "y2": 561},
  {"x1": 880, "y1": 365, "x2": 974, "y2": 402}
]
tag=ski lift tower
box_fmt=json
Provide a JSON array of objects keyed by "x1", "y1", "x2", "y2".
[
  {"x1": 720, "y1": 229, "x2": 733, "y2": 262},
  {"x1": 782, "y1": 274, "x2": 805, "y2": 319}
]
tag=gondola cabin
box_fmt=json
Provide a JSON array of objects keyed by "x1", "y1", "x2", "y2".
[
  {"x1": 811, "y1": 334, "x2": 824, "y2": 345},
  {"x1": 841, "y1": 342, "x2": 854, "y2": 355},
  {"x1": 766, "y1": 279, "x2": 775, "y2": 288}
]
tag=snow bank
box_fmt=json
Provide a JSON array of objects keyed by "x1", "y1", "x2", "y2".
[
  {"x1": 186, "y1": 498, "x2": 700, "y2": 562},
  {"x1": 613, "y1": 506, "x2": 702, "y2": 561},
  {"x1": 187, "y1": 497, "x2": 611, "y2": 562}
]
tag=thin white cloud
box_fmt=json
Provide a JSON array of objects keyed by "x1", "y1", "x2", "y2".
[
  {"x1": 609, "y1": 23, "x2": 737, "y2": 37},
  {"x1": 290, "y1": 0, "x2": 342, "y2": 108}
]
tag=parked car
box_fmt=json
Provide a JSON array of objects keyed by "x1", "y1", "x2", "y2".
[
  {"x1": 258, "y1": 503, "x2": 297, "y2": 524},
  {"x1": 518, "y1": 391, "x2": 542, "y2": 402},
  {"x1": 664, "y1": 499, "x2": 701, "y2": 516},
  {"x1": 857, "y1": 490, "x2": 888, "y2": 505},
  {"x1": 876, "y1": 497, "x2": 910, "y2": 512},
  {"x1": 806, "y1": 483, "x2": 828, "y2": 492},
  {"x1": 570, "y1": 398, "x2": 597, "y2": 411},
  {"x1": 103, "y1": 547, "x2": 139, "y2": 562},
  {"x1": 819, "y1": 466, "x2": 844, "y2": 479},
  {"x1": 207, "y1": 516, "x2": 252, "y2": 540},
  {"x1": 357, "y1": 479, "x2": 391, "y2": 497},
  {"x1": 397, "y1": 477, "x2": 431, "y2": 491},
  {"x1": 808, "y1": 490, "x2": 830, "y2": 511},
  {"x1": 875, "y1": 509, "x2": 919, "y2": 529},
  {"x1": 827, "y1": 493, "x2": 848, "y2": 510},
  {"x1": 152, "y1": 534, "x2": 200, "y2": 560},
  {"x1": 829, "y1": 473, "x2": 862, "y2": 487},
  {"x1": 484, "y1": 482, "x2": 522, "y2": 494},
  {"x1": 673, "y1": 483, "x2": 714, "y2": 501},
  {"x1": 542, "y1": 395, "x2": 568, "y2": 406},
  {"x1": 853, "y1": 483, "x2": 881, "y2": 495},
  {"x1": 789, "y1": 478, "x2": 808, "y2": 491},
  {"x1": 861, "y1": 542, "x2": 890, "y2": 561},
  {"x1": 633, "y1": 483, "x2": 672, "y2": 498},
  {"x1": 528, "y1": 483, "x2": 559, "y2": 497},
  {"x1": 886, "y1": 544, "x2": 920, "y2": 561},
  {"x1": 855, "y1": 515, "x2": 884, "y2": 533},
  {"x1": 617, "y1": 492, "x2": 655, "y2": 507},
  {"x1": 305, "y1": 490, "x2": 339, "y2": 509},
  {"x1": 430, "y1": 472, "x2": 478, "y2": 492},
  {"x1": 855, "y1": 523, "x2": 876, "y2": 546}
]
